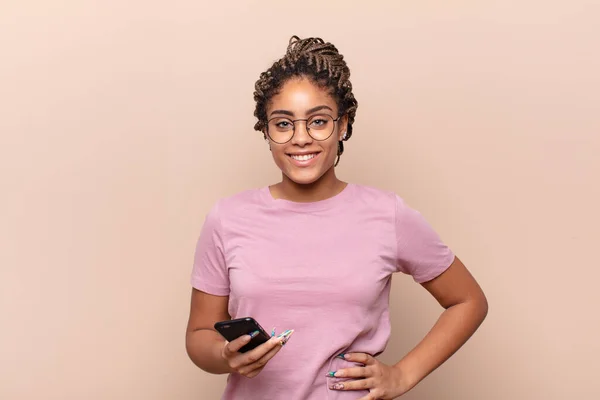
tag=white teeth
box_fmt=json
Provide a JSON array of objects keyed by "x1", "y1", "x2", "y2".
[{"x1": 290, "y1": 153, "x2": 316, "y2": 161}]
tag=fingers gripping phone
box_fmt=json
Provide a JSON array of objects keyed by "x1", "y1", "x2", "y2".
[{"x1": 214, "y1": 317, "x2": 271, "y2": 353}]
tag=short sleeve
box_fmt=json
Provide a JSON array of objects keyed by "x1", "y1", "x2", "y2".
[
  {"x1": 395, "y1": 195, "x2": 455, "y2": 283},
  {"x1": 190, "y1": 202, "x2": 230, "y2": 296}
]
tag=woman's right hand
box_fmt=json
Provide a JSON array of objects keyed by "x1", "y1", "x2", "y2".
[{"x1": 221, "y1": 333, "x2": 287, "y2": 378}]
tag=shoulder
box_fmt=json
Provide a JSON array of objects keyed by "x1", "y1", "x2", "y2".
[
  {"x1": 350, "y1": 183, "x2": 402, "y2": 209},
  {"x1": 204, "y1": 187, "x2": 266, "y2": 222},
  {"x1": 349, "y1": 183, "x2": 423, "y2": 223}
]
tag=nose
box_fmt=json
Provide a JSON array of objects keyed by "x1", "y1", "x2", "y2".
[{"x1": 291, "y1": 120, "x2": 313, "y2": 146}]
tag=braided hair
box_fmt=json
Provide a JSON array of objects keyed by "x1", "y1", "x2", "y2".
[{"x1": 253, "y1": 35, "x2": 358, "y2": 166}]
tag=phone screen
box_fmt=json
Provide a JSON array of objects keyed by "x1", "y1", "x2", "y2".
[{"x1": 214, "y1": 317, "x2": 271, "y2": 353}]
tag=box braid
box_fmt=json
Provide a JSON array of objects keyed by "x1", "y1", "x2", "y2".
[{"x1": 253, "y1": 36, "x2": 358, "y2": 166}]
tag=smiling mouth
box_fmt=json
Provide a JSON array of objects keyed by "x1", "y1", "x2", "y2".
[{"x1": 288, "y1": 153, "x2": 319, "y2": 161}]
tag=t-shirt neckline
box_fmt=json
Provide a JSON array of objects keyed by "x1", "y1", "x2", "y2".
[{"x1": 260, "y1": 183, "x2": 355, "y2": 212}]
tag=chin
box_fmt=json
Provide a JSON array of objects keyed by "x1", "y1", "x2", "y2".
[{"x1": 284, "y1": 170, "x2": 323, "y2": 185}]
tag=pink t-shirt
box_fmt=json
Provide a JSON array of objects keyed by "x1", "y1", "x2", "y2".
[{"x1": 191, "y1": 183, "x2": 454, "y2": 400}]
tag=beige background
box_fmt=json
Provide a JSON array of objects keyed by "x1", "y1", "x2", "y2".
[{"x1": 1, "y1": 1, "x2": 599, "y2": 399}]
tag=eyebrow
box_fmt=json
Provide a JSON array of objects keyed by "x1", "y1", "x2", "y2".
[{"x1": 269, "y1": 105, "x2": 334, "y2": 118}]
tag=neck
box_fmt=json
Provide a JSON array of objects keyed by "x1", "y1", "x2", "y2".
[{"x1": 271, "y1": 168, "x2": 346, "y2": 203}]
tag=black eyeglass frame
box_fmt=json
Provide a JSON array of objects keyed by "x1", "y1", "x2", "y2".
[{"x1": 265, "y1": 114, "x2": 344, "y2": 144}]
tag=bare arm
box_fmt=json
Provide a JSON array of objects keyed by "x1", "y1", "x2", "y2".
[
  {"x1": 185, "y1": 288, "x2": 287, "y2": 377},
  {"x1": 185, "y1": 288, "x2": 232, "y2": 374},
  {"x1": 394, "y1": 256, "x2": 488, "y2": 392}
]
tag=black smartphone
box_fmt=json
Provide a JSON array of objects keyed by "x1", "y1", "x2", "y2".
[{"x1": 213, "y1": 317, "x2": 271, "y2": 353}]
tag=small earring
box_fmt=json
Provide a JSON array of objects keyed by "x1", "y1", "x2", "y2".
[{"x1": 342, "y1": 131, "x2": 347, "y2": 140}]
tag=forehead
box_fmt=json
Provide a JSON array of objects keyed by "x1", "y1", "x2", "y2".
[{"x1": 267, "y1": 77, "x2": 337, "y2": 115}]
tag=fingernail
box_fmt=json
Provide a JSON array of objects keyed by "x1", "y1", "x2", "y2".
[
  {"x1": 336, "y1": 352, "x2": 346, "y2": 359},
  {"x1": 280, "y1": 330, "x2": 294, "y2": 345},
  {"x1": 249, "y1": 330, "x2": 260, "y2": 338},
  {"x1": 270, "y1": 327, "x2": 276, "y2": 337},
  {"x1": 326, "y1": 371, "x2": 337, "y2": 377},
  {"x1": 276, "y1": 329, "x2": 292, "y2": 339},
  {"x1": 330, "y1": 383, "x2": 344, "y2": 390}
]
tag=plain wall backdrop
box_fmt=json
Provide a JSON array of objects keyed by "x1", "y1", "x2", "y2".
[{"x1": 1, "y1": 1, "x2": 599, "y2": 399}]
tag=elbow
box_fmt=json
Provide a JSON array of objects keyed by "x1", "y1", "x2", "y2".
[
  {"x1": 185, "y1": 331, "x2": 206, "y2": 369},
  {"x1": 475, "y1": 291, "x2": 489, "y2": 325},
  {"x1": 185, "y1": 332, "x2": 196, "y2": 365},
  {"x1": 455, "y1": 290, "x2": 488, "y2": 326}
]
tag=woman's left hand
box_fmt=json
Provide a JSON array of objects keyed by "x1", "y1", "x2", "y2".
[{"x1": 328, "y1": 353, "x2": 409, "y2": 399}]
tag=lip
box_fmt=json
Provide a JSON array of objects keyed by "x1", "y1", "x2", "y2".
[
  {"x1": 287, "y1": 150, "x2": 322, "y2": 156},
  {"x1": 287, "y1": 152, "x2": 321, "y2": 167}
]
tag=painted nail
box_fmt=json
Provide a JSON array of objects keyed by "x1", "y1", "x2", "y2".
[
  {"x1": 276, "y1": 329, "x2": 292, "y2": 339},
  {"x1": 326, "y1": 371, "x2": 337, "y2": 377},
  {"x1": 330, "y1": 383, "x2": 344, "y2": 390},
  {"x1": 281, "y1": 329, "x2": 294, "y2": 345},
  {"x1": 270, "y1": 327, "x2": 276, "y2": 337},
  {"x1": 336, "y1": 352, "x2": 346, "y2": 359},
  {"x1": 249, "y1": 330, "x2": 260, "y2": 338}
]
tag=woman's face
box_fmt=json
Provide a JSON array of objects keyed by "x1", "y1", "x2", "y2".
[{"x1": 265, "y1": 77, "x2": 348, "y2": 185}]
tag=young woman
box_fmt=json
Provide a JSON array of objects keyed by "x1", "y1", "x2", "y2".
[{"x1": 185, "y1": 36, "x2": 488, "y2": 400}]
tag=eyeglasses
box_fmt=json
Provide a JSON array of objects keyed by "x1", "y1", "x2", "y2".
[{"x1": 266, "y1": 114, "x2": 342, "y2": 144}]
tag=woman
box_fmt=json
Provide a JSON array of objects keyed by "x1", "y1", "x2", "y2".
[{"x1": 185, "y1": 36, "x2": 488, "y2": 400}]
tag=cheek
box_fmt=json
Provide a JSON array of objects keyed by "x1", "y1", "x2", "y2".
[
  {"x1": 270, "y1": 146, "x2": 287, "y2": 167},
  {"x1": 322, "y1": 139, "x2": 340, "y2": 160}
]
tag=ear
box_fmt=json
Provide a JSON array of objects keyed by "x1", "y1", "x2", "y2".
[{"x1": 337, "y1": 114, "x2": 349, "y2": 141}]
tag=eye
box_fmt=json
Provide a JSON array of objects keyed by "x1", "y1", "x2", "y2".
[
  {"x1": 308, "y1": 116, "x2": 331, "y2": 129},
  {"x1": 270, "y1": 119, "x2": 294, "y2": 131}
]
